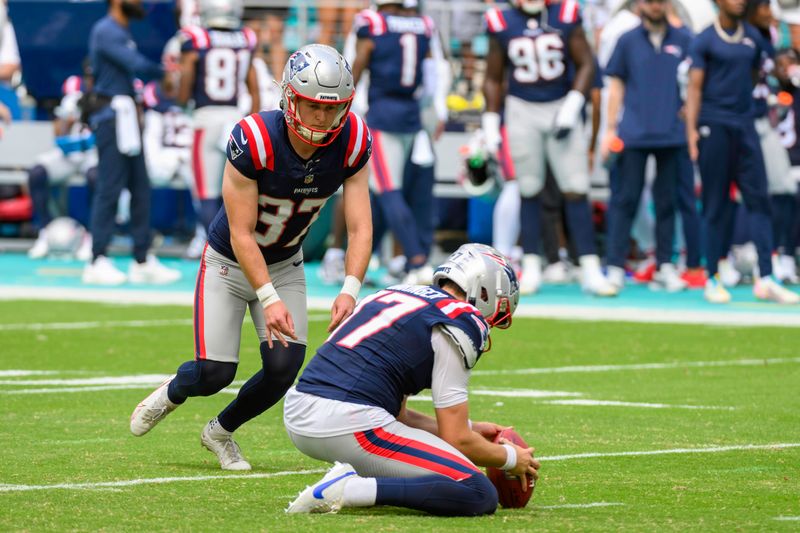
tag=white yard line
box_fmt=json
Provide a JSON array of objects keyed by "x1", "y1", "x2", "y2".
[
  {"x1": 0, "y1": 469, "x2": 327, "y2": 492},
  {"x1": 472, "y1": 357, "x2": 800, "y2": 376},
  {"x1": 544, "y1": 399, "x2": 735, "y2": 410},
  {"x1": 0, "y1": 315, "x2": 330, "y2": 332},
  {"x1": 536, "y1": 502, "x2": 624, "y2": 510},
  {"x1": 774, "y1": 517, "x2": 800, "y2": 521},
  {"x1": 0, "y1": 370, "x2": 60, "y2": 377},
  {"x1": 2, "y1": 442, "x2": 797, "y2": 493},
  {"x1": 540, "y1": 442, "x2": 800, "y2": 462},
  {"x1": 0, "y1": 374, "x2": 173, "y2": 386}
]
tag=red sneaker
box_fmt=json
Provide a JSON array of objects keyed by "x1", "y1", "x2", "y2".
[
  {"x1": 681, "y1": 268, "x2": 707, "y2": 289},
  {"x1": 633, "y1": 261, "x2": 657, "y2": 283}
]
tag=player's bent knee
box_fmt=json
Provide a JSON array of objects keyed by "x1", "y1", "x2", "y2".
[
  {"x1": 175, "y1": 359, "x2": 237, "y2": 396},
  {"x1": 260, "y1": 341, "x2": 306, "y2": 388},
  {"x1": 462, "y1": 473, "x2": 499, "y2": 516}
]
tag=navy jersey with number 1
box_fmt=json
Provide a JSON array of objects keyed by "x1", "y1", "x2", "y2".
[{"x1": 297, "y1": 284, "x2": 490, "y2": 418}]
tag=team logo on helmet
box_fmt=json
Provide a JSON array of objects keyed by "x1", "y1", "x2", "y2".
[{"x1": 288, "y1": 52, "x2": 310, "y2": 80}]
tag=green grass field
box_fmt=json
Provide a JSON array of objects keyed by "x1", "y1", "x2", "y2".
[{"x1": 1, "y1": 300, "x2": 799, "y2": 531}]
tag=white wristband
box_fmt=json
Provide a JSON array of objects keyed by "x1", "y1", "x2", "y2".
[
  {"x1": 340, "y1": 275, "x2": 362, "y2": 300},
  {"x1": 501, "y1": 443, "x2": 517, "y2": 471},
  {"x1": 256, "y1": 283, "x2": 281, "y2": 309}
]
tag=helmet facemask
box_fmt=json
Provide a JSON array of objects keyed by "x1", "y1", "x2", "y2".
[
  {"x1": 514, "y1": 0, "x2": 546, "y2": 14},
  {"x1": 282, "y1": 83, "x2": 353, "y2": 147}
]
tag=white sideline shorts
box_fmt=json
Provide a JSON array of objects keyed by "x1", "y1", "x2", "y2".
[
  {"x1": 193, "y1": 245, "x2": 308, "y2": 362},
  {"x1": 505, "y1": 94, "x2": 590, "y2": 197},
  {"x1": 284, "y1": 388, "x2": 481, "y2": 481},
  {"x1": 756, "y1": 117, "x2": 795, "y2": 195}
]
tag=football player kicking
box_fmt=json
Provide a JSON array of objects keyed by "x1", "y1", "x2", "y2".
[
  {"x1": 130, "y1": 45, "x2": 374, "y2": 470},
  {"x1": 284, "y1": 244, "x2": 539, "y2": 516},
  {"x1": 483, "y1": 0, "x2": 617, "y2": 296}
]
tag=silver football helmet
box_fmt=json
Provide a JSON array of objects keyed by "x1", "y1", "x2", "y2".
[
  {"x1": 199, "y1": 0, "x2": 242, "y2": 30},
  {"x1": 433, "y1": 244, "x2": 520, "y2": 329},
  {"x1": 280, "y1": 44, "x2": 355, "y2": 146},
  {"x1": 512, "y1": 0, "x2": 546, "y2": 14}
]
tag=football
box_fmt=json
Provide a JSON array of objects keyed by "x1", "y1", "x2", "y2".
[{"x1": 486, "y1": 428, "x2": 535, "y2": 508}]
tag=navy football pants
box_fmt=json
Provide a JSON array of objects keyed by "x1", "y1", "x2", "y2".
[
  {"x1": 90, "y1": 117, "x2": 151, "y2": 263},
  {"x1": 697, "y1": 121, "x2": 772, "y2": 278}
]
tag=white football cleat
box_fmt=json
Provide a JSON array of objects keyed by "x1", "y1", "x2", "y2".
[
  {"x1": 579, "y1": 255, "x2": 618, "y2": 297},
  {"x1": 403, "y1": 264, "x2": 434, "y2": 285},
  {"x1": 319, "y1": 247, "x2": 346, "y2": 285},
  {"x1": 753, "y1": 276, "x2": 800, "y2": 304},
  {"x1": 185, "y1": 226, "x2": 207, "y2": 260},
  {"x1": 129, "y1": 255, "x2": 181, "y2": 285},
  {"x1": 130, "y1": 377, "x2": 178, "y2": 436},
  {"x1": 286, "y1": 462, "x2": 357, "y2": 514},
  {"x1": 542, "y1": 260, "x2": 572, "y2": 284},
  {"x1": 28, "y1": 230, "x2": 49, "y2": 259},
  {"x1": 717, "y1": 258, "x2": 741, "y2": 288},
  {"x1": 650, "y1": 263, "x2": 688, "y2": 293},
  {"x1": 606, "y1": 265, "x2": 626, "y2": 291},
  {"x1": 704, "y1": 274, "x2": 732, "y2": 304},
  {"x1": 82, "y1": 256, "x2": 127, "y2": 285},
  {"x1": 200, "y1": 418, "x2": 252, "y2": 471},
  {"x1": 519, "y1": 254, "x2": 542, "y2": 295}
]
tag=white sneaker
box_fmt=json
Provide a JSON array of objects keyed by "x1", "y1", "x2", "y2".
[
  {"x1": 650, "y1": 263, "x2": 688, "y2": 293},
  {"x1": 320, "y1": 248, "x2": 346, "y2": 285},
  {"x1": 579, "y1": 255, "x2": 618, "y2": 297},
  {"x1": 606, "y1": 265, "x2": 626, "y2": 291},
  {"x1": 130, "y1": 377, "x2": 178, "y2": 436},
  {"x1": 82, "y1": 256, "x2": 127, "y2": 285},
  {"x1": 753, "y1": 275, "x2": 800, "y2": 304},
  {"x1": 718, "y1": 258, "x2": 741, "y2": 288},
  {"x1": 542, "y1": 261, "x2": 572, "y2": 284},
  {"x1": 704, "y1": 274, "x2": 732, "y2": 304},
  {"x1": 519, "y1": 254, "x2": 542, "y2": 295},
  {"x1": 75, "y1": 234, "x2": 93, "y2": 262},
  {"x1": 779, "y1": 255, "x2": 799, "y2": 284},
  {"x1": 28, "y1": 230, "x2": 49, "y2": 259},
  {"x1": 403, "y1": 264, "x2": 434, "y2": 285},
  {"x1": 185, "y1": 226, "x2": 206, "y2": 260},
  {"x1": 286, "y1": 462, "x2": 357, "y2": 514},
  {"x1": 129, "y1": 255, "x2": 181, "y2": 284},
  {"x1": 200, "y1": 418, "x2": 252, "y2": 471}
]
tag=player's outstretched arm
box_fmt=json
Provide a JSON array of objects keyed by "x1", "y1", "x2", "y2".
[
  {"x1": 222, "y1": 161, "x2": 296, "y2": 347},
  {"x1": 328, "y1": 164, "x2": 372, "y2": 332},
  {"x1": 685, "y1": 68, "x2": 705, "y2": 162}
]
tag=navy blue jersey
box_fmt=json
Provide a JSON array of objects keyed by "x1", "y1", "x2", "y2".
[
  {"x1": 484, "y1": 0, "x2": 582, "y2": 103},
  {"x1": 355, "y1": 9, "x2": 433, "y2": 132},
  {"x1": 142, "y1": 82, "x2": 193, "y2": 149},
  {"x1": 689, "y1": 23, "x2": 767, "y2": 125},
  {"x1": 89, "y1": 16, "x2": 163, "y2": 98},
  {"x1": 297, "y1": 285, "x2": 490, "y2": 417},
  {"x1": 605, "y1": 24, "x2": 692, "y2": 148},
  {"x1": 208, "y1": 110, "x2": 372, "y2": 265},
  {"x1": 179, "y1": 25, "x2": 257, "y2": 108}
]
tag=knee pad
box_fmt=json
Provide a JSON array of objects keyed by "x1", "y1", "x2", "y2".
[
  {"x1": 28, "y1": 165, "x2": 49, "y2": 189},
  {"x1": 260, "y1": 341, "x2": 306, "y2": 387},
  {"x1": 462, "y1": 474, "x2": 499, "y2": 516},
  {"x1": 174, "y1": 359, "x2": 237, "y2": 397}
]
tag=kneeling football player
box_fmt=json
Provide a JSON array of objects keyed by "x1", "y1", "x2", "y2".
[{"x1": 284, "y1": 244, "x2": 539, "y2": 516}]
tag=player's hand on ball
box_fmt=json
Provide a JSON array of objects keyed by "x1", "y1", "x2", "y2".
[
  {"x1": 264, "y1": 301, "x2": 296, "y2": 348},
  {"x1": 471, "y1": 421, "x2": 507, "y2": 441},
  {"x1": 328, "y1": 293, "x2": 356, "y2": 332},
  {"x1": 500, "y1": 437, "x2": 540, "y2": 491}
]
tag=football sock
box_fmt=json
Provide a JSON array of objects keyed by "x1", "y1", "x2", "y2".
[
  {"x1": 519, "y1": 196, "x2": 542, "y2": 254},
  {"x1": 375, "y1": 473, "x2": 497, "y2": 516},
  {"x1": 564, "y1": 197, "x2": 596, "y2": 257},
  {"x1": 342, "y1": 477, "x2": 377, "y2": 507},
  {"x1": 493, "y1": 181, "x2": 520, "y2": 257}
]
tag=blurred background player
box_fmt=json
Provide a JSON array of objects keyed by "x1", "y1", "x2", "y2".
[
  {"x1": 482, "y1": 0, "x2": 617, "y2": 296},
  {"x1": 284, "y1": 244, "x2": 539, "y2": 516},
  {"x1": 83, "y1": 0, "x2": 180, "y2": 285},
  {"x1": 130, "y1": 45, "x2": 373, "y2": 472},
  {"x1": 602, "y1": 0, "x2": 692, "y2": 293},
  {"x1": 686, "y1": 0, "x2": 798, "y2": 304},
  {"x1": 177, "y1": 0, "x2": 260, "y2": 233},
  {"x1": 27, "y1": 65, "x2": 97, "y2": 260},
  {"x1": 351, "y1": 0, "x2": 436, "y2": 284}
]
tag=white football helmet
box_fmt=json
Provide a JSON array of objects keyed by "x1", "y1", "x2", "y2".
[
  {"x1": 512, "y1": 0, "x2": 546, "y2": 14},
  {"x1": 433, "y1": 244, "x2": 520, "y2": 329},
  {"x1": 280, "y1": 44, "x2": 355, "y2": 147},
  {"x1": 199, "y1": 0, "x2": 242, "y2": 29},
  {"x1": 45, "y1": 217, "x2": 86, "y2": 256}
]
